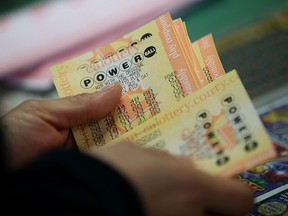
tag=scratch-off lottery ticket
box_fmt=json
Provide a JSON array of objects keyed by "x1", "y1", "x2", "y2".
[
  {"x1": 239, "y1": 157, "x2": 288, "y2": 216},
  {"x1": 103, "y1": 70, "x2": 276, "y2": 176}
]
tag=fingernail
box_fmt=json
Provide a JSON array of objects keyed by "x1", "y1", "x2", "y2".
[{"x1": 101, "y1": 82, "x2": 120, "y2": 92}]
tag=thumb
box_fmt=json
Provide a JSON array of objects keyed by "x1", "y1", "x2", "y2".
[{"x1": 42, "y1": 83, "x2": 122, "y2": 129}]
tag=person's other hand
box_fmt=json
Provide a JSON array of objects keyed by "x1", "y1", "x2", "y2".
[
  {"x1": 89, "y1": 142, "x2": 254, "y2": 216},
  {"x1": 0, "y1": 83, "x2": 122, "y2": 170}
]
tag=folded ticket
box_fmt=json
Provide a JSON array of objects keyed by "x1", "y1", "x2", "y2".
[
  {"x1": 104, "y1": 70, "x2": 276, "y2": 176},
  {"x1": 51, "y1": 13, "x2": 223, "y2": 148}
]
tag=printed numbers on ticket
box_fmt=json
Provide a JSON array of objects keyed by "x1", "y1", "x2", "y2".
[
  {"x1": 52, "y1": 31, "x2": 193, "y2": 149},
  {"x1": 106, "y1": 70, "x2": 276, "y2": 176}
]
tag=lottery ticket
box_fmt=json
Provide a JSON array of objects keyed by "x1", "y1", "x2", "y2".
[
  {"x1": 192, "y1": 33, "x2": 225, "y2": 84},
  {"x1": 248, "y1": 188, "x2": 288, "y2": 216},
  {"x1": 173, "y1": 19, "x2": 225, "y2": 87},
  {"x1": 239, "y1": 157, "x2": 288, "y2": 215},
  {"x1": 51, "y1": 13, "x2": 205, "y2": 149},
  {"x1": 51, "y1": 12, "x2": 275, "y2": 177},
  {"x1": 102, "y1": 70, "x2": 276, "y2": 176},
  {"x1": 173, "y1": 19, "x2": 208, "y2": 87},
  {"x1": 237, "y1": 157, "x2": 288, "y2": 199}
]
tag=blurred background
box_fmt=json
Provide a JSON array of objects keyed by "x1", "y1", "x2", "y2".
[{"x1": 0, "y1": 0, "x2": 287, "y2": 115}]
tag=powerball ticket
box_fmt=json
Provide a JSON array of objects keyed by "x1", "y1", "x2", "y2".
[
  {"x1": 104, "y1": 70, "x2": 276, "y2": 177},
  {"x1": 51, "y1": 16, "x2": 197, "y2": 149}
]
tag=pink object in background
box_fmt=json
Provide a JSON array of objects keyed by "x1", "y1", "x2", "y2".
[{"x1": 0, "y1": 0, "x2": 200, "y2": 91}]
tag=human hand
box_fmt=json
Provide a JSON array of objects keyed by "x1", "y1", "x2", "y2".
[
  {"x1": 0, "y1": 83, "x2": 122, "y2": 170},
  {"x1": 89, "y1": 142, "x2": 254, "y2": 216}
]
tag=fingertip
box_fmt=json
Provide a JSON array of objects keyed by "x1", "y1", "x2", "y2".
[
  {"x1": 97, "y1": 83, "x2": 122, "y2": 106},
  {"x1": 54, "y1": 82, "x2": 122, "y2": 128},
  {"x1": 101, "y1": 82, "x2": 122, "y2": 97},
  {"x1": 175, "y1": 155, "x2": 194, "y2": 164},
  {"x1": 92, "y1": 82, "x2": 122, "y2": 112}
]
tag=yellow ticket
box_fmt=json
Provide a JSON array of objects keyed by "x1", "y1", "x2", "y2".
[
  {"x1": 173, "y1": 19, "x2": 206, "y2": 88},
  {"x1": 103, "y1": 70, "x2": 276, "y2": 177},
  {"x1": 192, "y1": 33, "x2": 226, "y2": 83},
  {"x1": 126, "y1": 13, "x2": 200, "y2": 92},
  {"x1": 92, "y1": 12, "x2": 198, "y2": 95},
  {"x1": 51, "y1": 19, "x2": 199, "y2": 149}
]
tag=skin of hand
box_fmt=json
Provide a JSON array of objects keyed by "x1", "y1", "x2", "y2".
[
  {"x1": 89, "y1": 142, "x2": 254, "y2": 216},
  {"x1": 0, "y1": 83, "x2": 122, "y2": 170},
  {"x1": 1, "y1": 82, "x2": 254, "y2": 215}
]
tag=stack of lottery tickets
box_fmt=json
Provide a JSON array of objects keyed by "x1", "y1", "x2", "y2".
[{"x1": 50, "y1": 13, "x2": 276, "y2": 177}]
